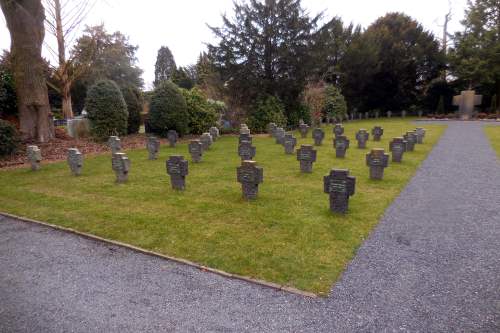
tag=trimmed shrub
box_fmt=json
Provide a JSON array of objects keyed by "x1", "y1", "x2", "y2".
[
  {"x1": 149, "y1": 81, "x2": 188, "y2": 136},
  {"x1": 121, "y1": 85, "x2": 143, "y2": 134},
  {"x1": 85, "y1": 80, "x2": 128, "y2": 140},
  {"x1": 0, "y1": 68, "x2": 17, "y2": 118},
  {"x1": 324, "y1": 85, "x2": 347, "y2": 121},
  {"x1": 248, "y1": 95, "x2": 286, "y2": 133},
  {"x1": 287, "y1": 103, "x2": 312, "y2": 127},
  {"x1": 0, "y1": 119, "x2": 20, "y2": 157},
  {"x1": 181, "y1": 87, "x2": 218, "y2": 134}
]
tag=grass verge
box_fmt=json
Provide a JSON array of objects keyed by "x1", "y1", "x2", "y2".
[{"x1": 484, "y1": 126, "x2": 500, "y2": 159}]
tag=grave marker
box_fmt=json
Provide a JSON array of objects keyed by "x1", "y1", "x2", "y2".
[
  {"x1": 166, "y1": 155, "x2": 188, "y2": 190},
  {"x1": 200, "y1": 132, "x2": 213, "y2": 151},
  {"x1": 167, "y1": 130, "x2": 178, "y2": 147},
  {"x1": 323, "y1": 169, "x2": 356, "y2": 214},
  {"x1": 366, "y1": 148, "x2": 389, "y2": 180},
  {"x1": 355, "y1": 129, "x2": 369, "y2": 148},
  {"x1": 108, "y1": 136, "x2": 121, "y2": 154},
  {"x1": 67, "y1": 148, "x2": 83, "y2": 176},
  {"x1": 239, "y1": 133, "x2": 253, "y2": 145},
  {"x1": 371, "y1": 126, "x2": 384, "y2": 141},
  {"x1": 188, "y1": 140, "x2": 203, "y2": 163},
  {"x1": 389, "y1": 137, "x2": 407, "y2": 163},
  {"x1": 312, "y1": 128, "x2": 325, "y2": 146},
  {"x1": 237, "y1": 160, "x2": 263, "y2": 200},
  {"x1": 453, "y1": 90, "x2": 482, "y2": 120},
  {"x1": 27, "y1": 145, "x2": 41, "y2": 171},
  {"x1": 209, "y1": 127, "x2": 220, "y2": 141},
  {"x1": 238, "y1": 141, "x2": 256, "y2": 161},
  {"x1": 333, "y1": 135, "x2": 350, "y2": 158},
  {"x1": 146, "y1": 136, "x2": 160, "y2": 160},
  {"x1": 333, "y1": 124, "x2": 344, "y2": 137},
  {"x1": 283, "y1": 133, "x2": 297, "y2": 154},
  {"x1": 415, "y1": 127, "x2": 426, "y2": 144},
  {"x1": 299, "y1": 123, "x2": 310, "y2": 138},
  {"x1": 296, "y1": 145, "x2": 317, "y2": 173},
  {"x1": 267, "y1": 122, "x2": 277, "y2": 137},
  {"x1": 275, "y1": 127, "x2": 285, "y2": 144},
  {"x1": 112, "y1": 152, "x2": 130, "y2": 183},
  {"x1": 403, "y1": 131, "x2": 417, "y2": 151}
]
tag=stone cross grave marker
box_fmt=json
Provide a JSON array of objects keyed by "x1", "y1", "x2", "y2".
[
  {"x1": 237, "y1": 160, "x2": 263, "y2": 200},
  {"x1": 283, "y1": 133, "x2": 297, "y2": 154},
  {"x1": 275, "y1": 127, "x2": 285, "y2": 144},
  {"x1": 366, "y1": 148, "x2": 389, "y2": 180},
  {"x1": 333, "y1": 123, "x2": 344, "y2": 137},
  {"x1": 108, "y1": 136, "x2": 121, "y2": 154},
  {"x1": 296, "y1": 145, "x2": 317, "y2": 173},
  {"x1": 146, "y1": 136, "x2": 160, "y2": 160},
  {"x1": 453, "y1": 90, "x2": 482, "y2": 120},
  {"x1": 389, "y1": 137, "x2": 406, "y2": 163},
  {"x1": 239, "y1": 132, "x2": 253, "y2": 145},
  {"x1": 371, "y1": 126, "x2": 384, "y2": 141},
  {"x1": 200, "y1": 132, "x2": 213, "y2": 151},
  {"x1": 112, "y1": 152, "x2": 130, "y2": 183},
  {"x1": 323, "y1": 169, "x2": 356, "y2": 214},
  {"x1": 238, "y1": 141, "x2": 256, "y2": 161},
  {"x1": 358, "y1": 113, "x2": 363, "y2": 120},
  {"x1": 27, "y1": 145, "x2": 42, "y2": 171},
  {"x1": 401, "y1": 110, "x2": 407, "y2": 118},
  {"x1": 415, "y1": 127, "x2": 426, "y2": 144},
  {"x1": 375, "y1": 110, "x2": 380, "y2": 118},
  {"x1": 387, "y1": 110, "x2": 392, "y2": 118},
  {"x1": 188, "y1": 139, "x2": 203, "y2": 163},
  {"x1": 267, "y1": 122, "x2": 277, "y2": 137},
  {"x1": 167, "y1": 130, "x2": 178, "y2": 147},
  {"x1": 364, "y1": 112, "x2": 369, "y2": 119},
  {"x1": 333, "y1": 135, "x2": 350, "y2": 158},
  {"x1": 403, "y1": 131, "x2": 417, "y2": 151},
  {"x1": 166, "y1": 155, "x2": 188, "y2": 190},
  {"x1": 312, "y1": 128, "x2": 325, "y2": 146},
  {"x1": 299, "y1": 123, "x2": 310, "y2": 138},
  {"x1": 67, "y1": 148, "x2": 83, "y2": 176},
  {"x1": 209, "y1": 127, "x2": 220, "y2": 142},
  {"x1": 356, "y1": 129, "x2": 369, "y2": 148},
  {"x1": 240, "y1": 124, "x2": 250, "y2": 135}
]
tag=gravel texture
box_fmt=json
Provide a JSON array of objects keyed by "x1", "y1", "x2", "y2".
[{"x1": 1, "y1": 121, "x2": 499, "y2": 332}]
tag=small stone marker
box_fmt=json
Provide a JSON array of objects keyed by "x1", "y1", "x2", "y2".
[
  {"x1": 366, "y1": 148, "x2": 389, "y2": 180},
  {"x1": 299, "y1": 123, "x2": 310, "y2": 138},
  {"x1": 209, "y1": 127, "x2": 220, "y2": 142},
  {"x1": 188, "y1": 139, "x2": 203, "y2": 163},
  {"x1": 267, "y1": 122, "x2": 277, "y2": 137},
  {"x1": 239, "y1": 132, "x2": 253, "y2": 145},
  {"x1": 401, "y1": 110, "x2": 407, "y2": 118},
  {"x1": 167, "y1": 130, "x2": 178, "y2": 147},
  {"x1": 358, "y1": 113, "x2": 363, "y2": 120},
  {"x1": 112, "y1": 152, "x2": 130, "y2": 183},
  {"x1": 67, "y1": 148, "x2": 83, "y2": 176},
  {"x1": 296, "y1": 145, "x2": 317, "y2": 173},
  {"x1": 146, "y1": 136, "x2": 160, "y2": 160},
  {"x1": 403, "y1": 131, "x2": 417, "y2": 151},
  {"x1": 387, "y1": 110, "x2": 392, "y2": 118},
  {"x1": 389, "y1": 137, "x2": 407, "y2": 162},
  {"x1": 275, "y1": 127, "x2": 285, "y2": 144},
  {"x1": 200, "y1": 132, "x2": 213, "y2": 151},
  {"x1": 238, "y1": 141, "x2": 256, "y2": 161},
  {"x1": 333, "y1": 135, "x2": 350, "y2": 158},
  {"x1": 418, "y1": 110, "x2": 423, "y2": 118},
  {"x1": 323, "y1": 169, "x2": 356, "y2": 214},
  {"x1": 371, "y1": 126, "x2": 384, "y2": 141},
  {"x1": 312, "y1": 128, "x2": 325, "y2": 146},
  {"x1": 166, "y1": 155, "x2": 188, "y2": 190},
  {"x1": 237, "y1": 160, "x2": 263, "y2": 200},
  {"x1": 283, "y1": 133, "x2": 297, "y2": 154},
  {"x1": 333, "y1": 124, "x2": 344, "y2": 137},
  {"x1": 355, "y1": 129, "x2": 369, "y2": 148},
  {"x1": 415, "y1": 127, "x2": 426, "y2": 144},
  {"x1": 108, "y1": 136, "x2": 121, "y2": 154},
  {"x1": 375, "y1": 110, "x2": 380, "y2": 118},
  {"x1": 240, "y1": 124, "x2": 250, "y2": 135},
  {"x1": 364, "y1": 112, "x2": 369, "y2": 119},
  {"x1": 27, "y1": 145, "x2": 42, "y2": 171}
]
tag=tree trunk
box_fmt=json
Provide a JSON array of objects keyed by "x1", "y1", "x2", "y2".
[
  {"x1": 0, "y1": 0, "x2": 54, "y2": 142},
  {"x1": 54, "y1": 0, "x2": 73, "y2": 119}
]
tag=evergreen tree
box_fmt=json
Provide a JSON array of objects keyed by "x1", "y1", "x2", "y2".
[
  {"x1": 154, "y1": 46, "x2": 177, "y2": 87},
  {"x1": 436, "y1": 95, "x2": 445, "y2": 114},
  {"x1": 324, "y1": 85, "x2": 347, "y2": 120}
]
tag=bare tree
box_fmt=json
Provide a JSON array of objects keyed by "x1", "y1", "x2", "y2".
[
  {"x1": 43, "y1": 0, "x2": 96, "y2": 119},
  {"x1": 0, "y1": 0, "x2": 54, "y2": 142}
]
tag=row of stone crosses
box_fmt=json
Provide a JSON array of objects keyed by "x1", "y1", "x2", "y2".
[{"x1": 25, "y1": 122, "x2": 426, "y2": 214}]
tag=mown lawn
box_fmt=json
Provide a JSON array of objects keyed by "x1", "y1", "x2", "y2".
[
  {"x1": 484, "y1": 126, "x2": 500, "y2": 159},
  {"x1": 0, "y1": 119, "x2": 445, "y2": 295}
]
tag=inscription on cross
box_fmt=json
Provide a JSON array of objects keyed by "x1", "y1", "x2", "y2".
[
  {"x1": 166, "y1": 155, "x2": 189, "y2": 190},
  {"x1": 312, "y1": 128, "x2": 325, "y2": 146},
  {"x1": 371, "y1": 126, "x2": 384, "y2": 141},
  {"x1": 237, "y1": 160, "x2": 264, "y2": 200},
  {"x1": 403, "y1": 131, "x2": 417, "y2": 151},
  {"x1": 167, "y1": 130, "x2": 178, "y2": 147},
  {"x1": 296, "y1": 145, "x2": 317, "y2": 173},
  {"x1": 146, "y1": 136, "x2": 160, "y2": 160},
  {"x1": 356, "y1": 129, "x2": 369, "y2": 149},
  {"x1": 283, "y1": 133, "x2": 297, "y2": 154},
  {"x1": 239, "y1": 133, "x2": 253, "y2": 145},
  {"x1": 323, "y1": 169, "x2": 356, "y2": 214},
  {"x1": 366, "y1": 148, "x2": 389, "y2": 180},
  {"x1": 238, "y1": 141, "x2": 256, "y2": 161},
  {"x1": 333, "y1": 135, "x2": 350, "y2": 158},
  {"x1": 333, "y1": 124, "x2": 344, "y2": 138},
  {"x1": 188, "y1": 140, "x2": 203, "y2": 163},
  {"x1": 299, "y1": 123, "x2": 310, "y2": 138},
  {"x1": 389, "y1": 137, "x2": 407, "y2": 163}
]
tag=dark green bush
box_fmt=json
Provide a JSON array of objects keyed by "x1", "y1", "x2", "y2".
[
  {"x1": 324, "y1": 85, "x2": 347, "y2": 121},
  {"x1": 287, "y1": 103, "x2": 312, "y2": 127},
  {"x1": 0, "y1": 119, "x2": 20, "y2": 157},
  {"x1": 248, "y1": 95, "x2": 286, "y2": 133},
  {"x1": 149, "y1": 81, "x2": 188, "y2": 136},
  {"x1": 121, "y1": 85, "x2": 143, "y2": 134},
  {"x1": 85, "y1": 80, "x2": 128, "y2": 140},
  {"x1": 0, "y1": 69, "x2": 17, "y2": 118},
  {"x1": 181, "y1": 87, "x2": 217, "y2": 134}
]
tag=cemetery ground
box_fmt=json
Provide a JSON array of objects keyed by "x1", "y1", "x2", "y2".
[
  {"x1": 484, "y1": 126, "x2": 500, "y2": 158},
  {"x1": 0, "y1": 119, "x2": 445, "y2": 295}
]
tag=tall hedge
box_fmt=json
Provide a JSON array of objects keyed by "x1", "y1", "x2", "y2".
[
  {"x1": 181, "y1": 87, "x2": 217, "y2": 134},
  {"x1": 85, "y1": 80, "x2": 128, "y2": 140},
  {"x1": 121, "y1": 85, "x2": 142, "y2": 134},
  {"x1": 248, "y1": 95, "x2": 286, "y2": 132},
  {"x1": 149, "y1": 81, "x2": 188, "y2": 136},
  {"x1": 324, "y1": 85, "x2": 347, "y2": 121}
]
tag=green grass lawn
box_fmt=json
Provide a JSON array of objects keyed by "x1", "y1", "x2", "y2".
[
  {"x1": 484, "y1": 126, "x2": 500, "y2": 159},
  {"x1": 0, "y1": 119, "x2": 445, "y2": 295}
]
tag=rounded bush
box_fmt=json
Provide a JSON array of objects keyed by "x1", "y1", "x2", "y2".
[
  {"x1": 85, "y1": 80, "x2": 128, "y2": 140},
  {"x1": 0, "y1": 119, "x2": 20, "y2": 157},
  {"x1": 248, "y1": 95, "x2": 286, "y2": 133},
  {"x1": 324, "y1": 85, "x2": 347, "y2": 121},
  {"x1": 149, "y1": 81, "x2": 188, "y2": 136},
  {"x1": 181, "y1": 88, "x2": 217, "y2": 134},
  {"x1": 121, "y1": 85, "x2": 142, "y2": 134}
]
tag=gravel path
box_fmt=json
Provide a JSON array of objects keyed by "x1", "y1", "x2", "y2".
[{"x1": 1, "y1": 122, "x2": 499, "y2": 332}]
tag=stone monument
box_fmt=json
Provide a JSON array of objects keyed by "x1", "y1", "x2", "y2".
[
  {"x1": 299, "y1": 123, "x2": 310, "y2": 138},
  {"x1": 371, "y1": 126, "x2": 384, "y2": 141},
  {"x1": 296, "y1": 145, "x2": 317, "y2": 173},
  {"x1": 389, "y1": 137, "x2": 406, "y2": 163},
  {"x1": 453, "y1": 90, "x2": 482, "y2": 120},
  {"x1": 403, "y1": 131, "x2": 417, "y2": 151},
  {"x1": 333, "y1": 135, "x2": 350, "y2": 158},
  {"x1": 415, "y1": 127, "x2": 426, "y2": 144},
  {"x1": 267, "y1": 122, "x2": 277, "y2": 137},
  {"x1": 108, "y1": 136, "x2": 121, "y2": 154},
  {"x1": 275, "y1": 127, "x2": 285, "y2": 144},
  {"x1": 312, "y1": 128, "x2": 325, "y2": 146},
  {"x1": 283, "y1": 133, "x2": 297, "y2": 154},
  {"x1": 237, "y1": 160, "x2": 263, "y2": 200},
  {"x1": 112, "y1": 152, "x2": 130, "y2": 183},
  {"x1": 355, "y1": 129, "x2": 369, "y2": 148},
  {"x1": 366, "y1": 148, "x2": 389, "y2": 180},
  {"x1": 238, "y1": 141, "x2": 256, "y2": 161},
  {"x1": 209, "y1": 127, "x2": 220, "y2": 142},
  {"x1": 323, "y1": 169, "x2": 356, "y2": 214},
  {"x1": 166, "y1": 155, "x2": 188, "y2": 190},
  {"x1": 27, "y1": 145, "x2": 42, "y2": 171},
  {"x1": 200, "y1": 132, "x2": 213, "y2": 151},
  {"x1": 67, "y1": 148, "x2": 83, "y2": 176},
  {"x1": 188, "y1": 140, "x2": 203, "y2": 163},
  {"x1": 239, "y1": 132, "x2": 253, "y2": 145},
  {"x1": 146, "y1": 136, "x2": 160, "y2": 160},
  {"x1": 333, "y1": 123, "x2": 344, "y2": 137},
  {"x1": 167, "y1": 130, "x2": 178, "y2": 147}
]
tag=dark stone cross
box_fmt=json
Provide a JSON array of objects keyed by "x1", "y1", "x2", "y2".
[
  {"x1": 296, "y1": 144, "x2": 317, "y2": 173},
  {"x1": 323, "y1": 169, "x2": 356, "y2": 214},
  {"x1": 356, "y1": 129, "x2": 369, "y2": 149},
  {"x1": 167, "y1": 130, "x2": 178, "y2": 147},
  {"x1": 403, "y1": 131, "x2": 417, "y2": 151},
  {"x1": 146, "y1": 136, "x2": 160, "y2": 160},
  {"x1": 371, "y1": 126, "x2": 384, "y2": 141},
  {"x1": 200, "y1": 132, "x2": 213, "y2": 151},
  {"x1": 238, "y1": 141, "x2": 256, "y2": 161},
  {"x1": 67, "y1": 148, "x2": 83, "y2": 176},
  {"x1": 389, "y1": 137, "x2": 407, "y2": 163},
  {"x1": 299, "y1": 123, "x2": 310, "y2": 138},
  {"x1": 239, "y1": 133, "x2": 253, "y2": 145},
  {"x1": 112, "y1": 152, "x2": 130, "y2": 183},
  {"x1": 333, "y1": 124, "x2": 344, "y2": 137},
  {"x1": 283, "y1": 133, "x2": 297, "y2": 154},
  {"x1": 415, "y1": 127, "x2": 426, "y2": 144},
  {"x1": 237, "y1": 160, "x2": 264, "y2": 200},
  {"x1": 275, "y1": 127, "x2": 285, "y2": 144},
  {"x1": 188, "y1": 140, "x2": 203, "y2": 163},
  {"x1": 312, "y1": 128, "x2": 325, "y2": 146},
  {"x1": 366, "y1": 148, "x2": 389, "y2": 180},
  {"x1": 166, "y1": 155, "x2": 189, "y2": 190},
  {"x1": 108, "y1": 136, "x2": 121, "y2": 154},
  {"x1": 333, "y1": 135, "x2": 350, "y2": 158},
  {"x1": 453, "y1": 90, "x2": 482, "y2": 120},
  {"x1": 267, "y1": 122, "x2": 277, "y2": 137}
]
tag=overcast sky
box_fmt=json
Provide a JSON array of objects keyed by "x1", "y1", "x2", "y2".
[{"x1": 0, "y1": 0, "x2": 468, "y2": 89}]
